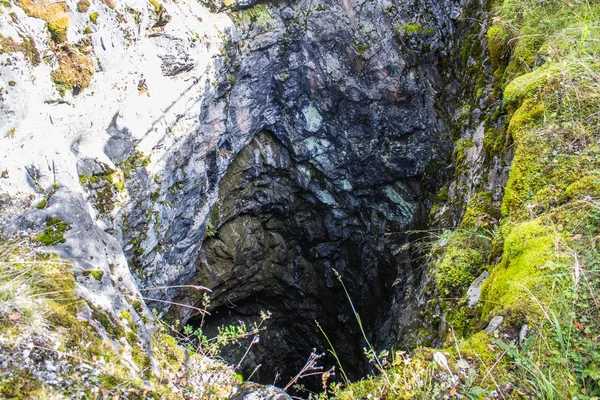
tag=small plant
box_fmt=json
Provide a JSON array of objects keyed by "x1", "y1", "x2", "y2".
[
  {"x1": 76, "y1": 0, "x2": 90, "y2": 13},
  {"x1": 18, "y1": 0, "x2": 69, "y2": 44},
  {"x1": 51, "y1": 45, "x2": 94, "y2": 95},
  {"x1": 204, "y1": 221, "x2": 217, "y2": 238},
  {"x1": 36, "y1": 217, "x2": 71, "y2": 246},
  {"x1": 4, "y1": 127, "x2": 15, "y2": 139},
  {"x1": 180, "y1": 309, "x2": 271, "y2": 358},
  {"x1": 0, "y1": 34, "x2": 41, "y2": 66},
  {"x1": 82, "y1": 269, "x2": 104, "y2": 281}
]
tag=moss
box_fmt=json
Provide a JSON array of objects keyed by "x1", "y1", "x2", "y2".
[
  {"x1": 92, "y1": 308, "x2": 125, "y2": 339},
  {"x1": 89, "y1": 11, "x2": 98, "y2": 23},
  {"x1": 487, "y1": 23, "x2": 512, "y2": 69},
  {"x1": 79, "y1": 169, "x2": 125, "y2": 214},
  {"x1": 18, "y1": 0, "x2": 69, "y2": 44},
  {"x1": 398, "y1": 23, "x2": 435, "y2": 36},
  {"x1": 154, "y1": 333, "x2": 186, "y2": 370},
  {"x1": 565, "y1": 173, "x2": 600, "y2": 199},
  {"x1": 3, "y1": 127, "x2": 16, "y2": 139},
  {"x1": 120, "y1": 150, "x2": 151, "y2": 179},
  {"x1": 51, "y1": 45, "x2": 94, "y2": 95},
  {"x1": 482, "y1": 125, "x2": 508, "y2": 159},
  {"x1": 0, "y1": 34, "x2": 41, "y2": 65},
  {"x1": 459, "y1": 191, "x2": 497, "y2": 231},
  {"x1": 435, "y1": 245, "x2": 484, "y2": 298},
  {"x1": 121, "y1": 310, "x2": 132, "y2": 323},
  {"x1": 98, "y1": 374, "x2": 118, "y2": 389},
  {"x1": 231, "y1": 4, "x2": 275, "y2": 27},
  {"x1": 480, "y1": 220, "x2": 559, "y2": 318},
  {"x1": 0, "y1": 370, "x2": 43, "y2": 398},
  {"x1": 36, "y1": 217, "x2": 71, "y2": 245},
  {"x1": 0, "y1": 242, "x2": 242, "y2": 397},
  {"x1": 500, "y1": 100, "x2": 545, "y2": 216},
  {"x1": 82, "y1": 269, "x2": 104, "y2": 281},
  {"x1": 459, "y1": 331, "x2": 502, "y2": 368},
  {"x1": 131, "y1": 346, "x2": 151, "y2": 377},
  {"x1": 503, "y1": 66, "x2": 552, "y2": 112},
  {"x1": 76, "y1": 0, "x2": 90, "y2": 12},
  {"x1": 354, "y1": 43, "x2": 370, "y2": 57},
  {"x1": 47, "y1": 21, "x2": 67, "y2": 43},
  {"x1": 453, "y1": 137, "x2": 474, "y2": 174},
  {"x1": 445, "y1": 302, "x2": 477, "y2": 338},
  {"x1": 503, "y1": 35, "x2": 544, "y2": 79},
  {"x1": 132, "y1": 300, "x2": 142, "y2": 312}
]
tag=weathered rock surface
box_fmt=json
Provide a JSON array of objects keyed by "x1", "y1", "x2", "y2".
[{"x1": 0, "y1": 0, "x2": 478, "y2": 392}]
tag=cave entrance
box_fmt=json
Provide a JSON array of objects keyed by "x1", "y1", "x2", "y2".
[{"x1": 181, "y1": 131, "x2": 425, "y2": 394}]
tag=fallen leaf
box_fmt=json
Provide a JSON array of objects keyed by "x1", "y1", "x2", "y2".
[
  {"x1": 449, "y1": 387, "x2": 457, "y2": 396},
  {"x1": 575, "y1": 321, "x2": 584, "y2": 331}
]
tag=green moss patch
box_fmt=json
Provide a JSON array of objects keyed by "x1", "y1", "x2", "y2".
[
  {"x1": 36, "y1": 217, "x2": 71, "y2": 245},
  {"x1": 82, "y1": 269, "x2": 104, "y2": 281},
  {"x1": 51, "y1": 44, "x2": 95, "y2": 95},
  {"x1": 0, "y1": 34, "x2": 41, "y2": 65},
  {"x1": 480, "y1": 220, "x2": 560, "y2": 317}
]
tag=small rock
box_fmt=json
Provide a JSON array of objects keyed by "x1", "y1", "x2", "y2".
[
  {"x1": 466, "y1": 271, "x2": 489, "y2": 307},
  {"x1": 45, "y1": 360, "x2": 57, "y2": 371},
  {"x1": 518, "y1": 324, "x2": 529, "y2": 346},
  {"x1": 433, "y1": 352, "x2": 451, "y2": 374},
  {"x1": 456, "y1": 359, "x2": 470, "y2": 370},
  {"x1": 484, "y1": 316, "x2": 504, "y2": 334}
]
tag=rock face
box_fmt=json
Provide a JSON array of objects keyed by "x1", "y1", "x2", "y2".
[
  {"x1": 144, "y1": 0, "x2": 465, "y2": 385},
  {"x1": 1, "y1": 0, "x2": 473, "y2": 391}
]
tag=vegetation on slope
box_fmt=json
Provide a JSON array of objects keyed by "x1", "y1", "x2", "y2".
[
  {"x1": 0, "y1": 240, "x2": 243, "y2": 399},
  {"x1": 335, "y1": 0, "x2": 600, "y2": 398}
]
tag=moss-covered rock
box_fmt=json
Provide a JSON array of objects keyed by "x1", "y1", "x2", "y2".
[{"x1": 36, "y1": 216, "x2": 71, "y2": 245}]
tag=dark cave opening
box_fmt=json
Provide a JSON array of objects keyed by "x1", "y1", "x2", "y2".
[{"x1": 180, "y1": 130, "x2": 429, "y2": 395}]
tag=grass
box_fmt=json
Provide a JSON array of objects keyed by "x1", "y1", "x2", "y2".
[
  {"x1": 15, "y1": 0, "x2": 97, "y2": 94},
  {"x1": 0, "y1": 240, "x2": 246, "y2": 398},
  {"x1": 0, "y1": 34, "x2": 41, "y2": 65},
  {"x1": 18, "y1": 0, "x2": 69, "y2": 43},
  {"x1": 50, "y1": 45, "x2": 95, "y2": 95},
  {"x1": 76, "y1": 0, "x2": 90, "y2": 13}
]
